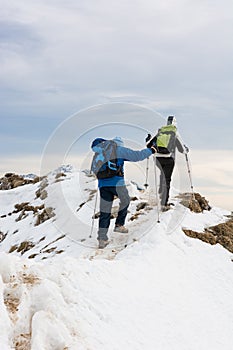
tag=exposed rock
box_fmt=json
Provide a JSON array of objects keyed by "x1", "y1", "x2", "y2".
[
  {"x1": 179, "y1": 192, "x2": 211, "y2": 213},
  {"x1": 28, "y1": 254, "x2": 38, "y2": 259},
  {"x1": 14, "y1": 203, "x2": 44, "y2": 214},
  {"x1": 32, "y1": 176, "x2": 40, "y2": 184},
  {"x1": 129, "y1": 202, "x2": 152, "y2": 221},
  {"x1": 43, "y1": 247, "x2": 56, "y2": 254},
  {"x1": 12, "y1": 202, "x2": 54, "y2": 226},
  {"x1": 55, "y1": 250, "x2": 64, "y2": 255},
  {"x1": 130, "y1": 196, "x2": 138, "y2": 201},
  {"x1": 76, "y1": 202, "x2": 86, "y2": 212},
  {"x1": 15, "y1": 211, "x2": 29, "y2": 222},
  {"x1": 9, "y1": 241, "x2": 35, "y2": 255},
  {"x1": 12, "y1": 179, "x2": 25, "y2": 188},
  {"x1": 183, "y1": 229, "x2": 217, "y2": 245},
  {"x1": 35, "y1": 188, "x2": 48, "y2": 200},
  {"x1": 35, "y1": 178, "x2": 48, "y2": 199},
  {"x1": 9, "y1": 245, "x2": 18, "y2": 253},
  {"x1": 136, "y1": 202, "x2": 148, "y2": 211},
  {"x1": 40, "y1": 190, "x2": 47, "y2": 200},
  {"x1": 14, "y1": 203, "x2": 45, "y2": 222},
  {"x1": 55, "y1": 172, "x2": 66, "y2": 179},
  {"x1": 82, "y1": 169, "x2": 95, "y2": 178},
  {"x1": 4, "y1": 173, "x2": 14, "y2": 178},
  {"x1": 55, "y1": 172, "x2": 67, "y2": 183},
  {"x1": 0, "y1": 231, "x2": 7, "y2": 242},
  {"x1": 94, "y1": 206, "x2": 119, "y2": 219},
  {"x1": 40, "y1": 178, "x2": 48, "y2": 191},
  {"x1": 34, "y1": 207, "x2": 55, "y2": 226},
  {"x1": 129, "y1": 212, "x2": 143, "y2": 221},
  {"x1": 84, "y1": 188, "x2": 97, "y2": 202},
  {"x1": 183, "y1": 218, "x2": 233, "y2": 253},
  {"x1": 0, "y1": 173, "x2": 39, "y2": 190},
  {"x1": 39, "y1": 235, "x2": 65, "y2": 253},
  {"x1": 17, "y1": 241, "x2": 35, "y2": 255},
  {"x1": 13, "y1": 332, "x2": 31, "y2": 350}
]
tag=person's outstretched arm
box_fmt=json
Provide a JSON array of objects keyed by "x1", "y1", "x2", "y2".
[{"x1": 117, "y1": 146, "x2": 153, "y2": 162}]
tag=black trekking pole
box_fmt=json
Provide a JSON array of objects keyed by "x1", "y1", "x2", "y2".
[
  {"x1": 153, "y1": 156, "x2": 160, "y2": 223},
  {"x1": 144, "y1": 133, "x2": 152, "y2": 189},
  {"x1": 89, "y1": 189, "x2": 98, "y2": 238},
  {"x1": 144, "y1": 157, "x2": 149, "y2": 189},
  {"x1": 184, "y1": 150, "x2": 195, "y2": 199}
]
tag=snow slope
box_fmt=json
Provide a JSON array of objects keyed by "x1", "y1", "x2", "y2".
[{"x1": 0, "y1": 167, "x2": 233, "y2": 349}]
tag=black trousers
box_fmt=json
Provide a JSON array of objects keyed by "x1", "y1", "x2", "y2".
[
  {"x1": 156, "y1": 157, "x2": 175, "y2": 206},
  {"x1": 98, "y1": 186, "x2": 130, "y2": 241}
]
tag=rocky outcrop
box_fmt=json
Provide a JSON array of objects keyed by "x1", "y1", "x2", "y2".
[
  {"x1": 11, "y1": 202, "x2": 55, "y2": 226},
  {"x1": 35, "y1": 178, "x2": 48, "y2": 200},
  {"x1": 9, "y1": 241, "x2": 36, "y2": 255},
  {"x1": 129, "y1": 202, "x2": 152, "y2": 221},
  {"x1": 0, "y1": 173, "x2": 40, "y2": 190},
  {"x1": 34, "y1": 207, "x2": 55, "y2": 226},
  {"x1": 0, "y1": 231, "x2": 7, "y2": 243},
  {"x1": 179, "y1": 192, "x2": 211, "y2": 213},
  {"x1": 183, "y1": 217, "x2": 233, "y2": 253},
  {"x1": 55, "y1": 172, "x2": 67, "y2": 182}
]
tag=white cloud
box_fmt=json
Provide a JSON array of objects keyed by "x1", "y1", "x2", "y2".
[{"x1": 1, "y1": 0, "x2": 232, "y2": 99}]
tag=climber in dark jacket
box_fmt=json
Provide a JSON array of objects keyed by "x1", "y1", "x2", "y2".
[{"x1": 147, "y1": 116, "x2": 188, "y2": 211}]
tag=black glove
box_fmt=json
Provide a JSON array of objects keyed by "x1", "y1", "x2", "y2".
[
  {"x1": 184, "y1": 145, "x2": 189, "y2": 154},
  {"x1": 150, "y1": 146, "x2": 157, "y2": 154},
  {"x1": 145, "y1": 134, "x2": 151, "y2": 143},
  {"x1": 146, "y1": 134, "x2": 156, "y2": 147}
]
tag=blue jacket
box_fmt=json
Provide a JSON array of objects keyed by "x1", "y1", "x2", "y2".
[{"x1": 98, "y1": 146, "x2": 153, "y2": 188}]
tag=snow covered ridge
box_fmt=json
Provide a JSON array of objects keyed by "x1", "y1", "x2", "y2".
[
  {"x1": 0, "y1": 165, "x2": 233, "y2": 260},
  {"x1": 0, "y1": 166, "x2": 233, "y2": 349}
]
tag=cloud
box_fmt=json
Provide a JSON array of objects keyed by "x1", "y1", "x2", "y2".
[
  {"x1": 1, "y1": 0, "x2": 232, "y2": 93},
  {"x1": 0, "y1": 19, "x2": 41, "y2": 50},
  {"x1": 0, "y1": 0, "x2": 232, "y2": 153}
]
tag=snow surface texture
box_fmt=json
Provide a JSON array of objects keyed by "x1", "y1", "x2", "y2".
[{"x1": 0, "y1": 166, "x2": 233, "y2": 349}]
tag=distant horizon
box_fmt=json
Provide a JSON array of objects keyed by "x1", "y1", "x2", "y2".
[{"x1": 1, "y1": 149, "x2": 232, "y2": 212}]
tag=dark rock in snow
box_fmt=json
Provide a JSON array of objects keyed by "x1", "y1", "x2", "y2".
[
  {"x1": 0, "y1": 173, "x2": 39, "y2": 190},
  {"x1": 183, "y1": 218, "x2": 233, "y2": 253},
  {"x1": 179, "y1": 192, "x2": 211, "y2": 213}
]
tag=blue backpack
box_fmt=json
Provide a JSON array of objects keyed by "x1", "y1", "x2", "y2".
[{"x1": 91, "y1": 139, "x2": 123, "y2": 179}]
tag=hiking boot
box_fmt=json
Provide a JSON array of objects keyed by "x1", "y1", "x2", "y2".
[
  {"x1": 114, "y1": 225, "x2": 129, "y2": 233},
  {"x1": 161, "y1": 205, "x2": 171, "y2": 212},
  {"x1": 98, "y1": 240, "x2": 109, "y2": 249}
]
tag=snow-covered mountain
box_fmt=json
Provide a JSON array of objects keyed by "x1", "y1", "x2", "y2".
[{"x1": 0, "y1": 166, "x2": 233, "y2": 350}]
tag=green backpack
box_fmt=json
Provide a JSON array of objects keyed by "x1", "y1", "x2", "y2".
[{"x1": 156, "y1": 125, "x2": 177, "y2": 154}]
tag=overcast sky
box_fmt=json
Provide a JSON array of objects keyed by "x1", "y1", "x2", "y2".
[{"x1": 0, "y1": 0, "x2": 232, "y2": 208}]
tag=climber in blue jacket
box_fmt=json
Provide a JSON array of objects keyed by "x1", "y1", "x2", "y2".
[{"x1": 91, "y1": 136, "x2": 156, "y2": 248}]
